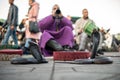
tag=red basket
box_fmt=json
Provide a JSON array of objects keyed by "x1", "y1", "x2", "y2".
[
  {"x1": 0, "y1": 49, "x2": 23, "y2": 61},
  {"x1": 0, "y1": 49, "x2": 23, "y2": 55},
  {"x1": 53, "y1": 51, "x2": 90, "y2": 61}
]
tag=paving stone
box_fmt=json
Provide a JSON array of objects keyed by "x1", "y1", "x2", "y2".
[{"x1": 0, "y1": 52, "x2": 120, "y2": 80}]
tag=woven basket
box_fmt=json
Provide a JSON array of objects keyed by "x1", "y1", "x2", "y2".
[
  {"x1": 0, "y1": 49, "x2": 23, "y2": 61},
  {"x1": 0, "y1": 54, "x2": 21, "y2": 61},
  {"x1": 53, "y1": 51, "x2": 90, "y2": 61}
]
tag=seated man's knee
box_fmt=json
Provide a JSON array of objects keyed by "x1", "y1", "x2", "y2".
[{"x1": 46, "y1": 39, "x2": 63, "y2": 51}]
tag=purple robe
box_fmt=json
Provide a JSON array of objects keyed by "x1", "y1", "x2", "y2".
[{"x1": 38, "y1": 15, "x2": 74, "y2": 56}]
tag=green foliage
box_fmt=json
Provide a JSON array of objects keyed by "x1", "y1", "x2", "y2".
[
  {"x1": 0, "y1": 45, "x2": 20, "y2": 50},
  {"x1": 0, "y1": 19, "x2": 5, "y2": 23},
  {"x1": 71, "y1": 16, "x2": 81, "y2": 24},
  {"x1": 116, "y1": 33, "x2": 120, "y2": 40}
]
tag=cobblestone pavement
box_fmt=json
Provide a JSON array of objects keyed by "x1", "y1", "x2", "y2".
[{"x1": 0, "y1": 52, "x2": 120, "y2": 80}]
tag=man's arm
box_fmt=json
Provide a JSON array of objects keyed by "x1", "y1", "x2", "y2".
[
  {"x1": 38, "y1": 15, "x2": 55, "y2": 32},
  {"x1": 61, "y1": 17, "x2": 73, "y2": 30},
  {"x1": 2, "y1": 21, "x2": 7, "y2": 28},
  {"x1": 75, "y1": 19, "x2": 83, "y2": 35}
]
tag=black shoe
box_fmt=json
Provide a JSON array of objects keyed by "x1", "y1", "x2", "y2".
[
  {"x1": 63, "y1": 45, "x2": 71, "y2": 51},
  {"x1": 79, "y1": 49, "x2": 85, "y2": 51},
  {"x1": 29, "y1": 41, "x2": 48, "y2": 63}
]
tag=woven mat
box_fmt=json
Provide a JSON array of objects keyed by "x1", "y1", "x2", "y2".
[{"x1": 0, "y1": 54, "x2": 21, "y2": 61}]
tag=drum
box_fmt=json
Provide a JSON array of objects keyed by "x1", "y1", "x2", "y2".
[{"x1": 84, "y1": 20, "x2": 98, "y2": 36}]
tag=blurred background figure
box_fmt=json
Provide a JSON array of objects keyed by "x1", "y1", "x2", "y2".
[{"x1": 1, "y1": 0, "x2": 18, "y2": 45}]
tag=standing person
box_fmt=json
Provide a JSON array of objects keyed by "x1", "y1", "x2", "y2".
[
  {"x1": 1, "y1": 0, "x2": 18, "y2": 45},
  {"x1": 21, "y1": 0, "x2": 48, "y2": 63},
  {"x1": 23, "y1": 0, "x2": 40, "y2": 50},
  {"x1": 75, "y1": 9, "x2": 103, "y2": 56},
  {"x1": 38, "y1": 4, "x2": 74, "y2": 56}
]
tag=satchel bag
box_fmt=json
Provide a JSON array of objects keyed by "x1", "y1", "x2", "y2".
[{"x1": 29, "y1": 21, "x2": 40, "y2": 33}]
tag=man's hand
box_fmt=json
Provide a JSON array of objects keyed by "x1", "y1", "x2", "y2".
[
  {"x1": 11, "y1": 26, "x2": 14, "y2": 30},
  {"x1": 80, "y1": 28, "x2": 83, "y2": 33},
  {"x1": 52, "y1": 9, "x2": 63, "y2": 18},
  {"x1": 0, "y1": 26, "x2": 2, "y2": 29}
]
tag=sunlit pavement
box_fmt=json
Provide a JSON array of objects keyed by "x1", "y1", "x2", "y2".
[{"x1": 0, "y1": 52, "x2": 120, "y2": 80}]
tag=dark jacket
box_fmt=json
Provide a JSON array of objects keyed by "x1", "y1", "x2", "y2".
[{"x1": 2, "y1": 4, "x2": 18, "y2": 27}]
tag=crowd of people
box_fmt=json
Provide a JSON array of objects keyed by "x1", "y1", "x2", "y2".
[{"x1": 0, "y1": 0, "x2": 119, "y2": 63}]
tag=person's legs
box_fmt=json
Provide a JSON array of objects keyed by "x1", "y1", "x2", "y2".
[
  {"x1": 25, "y1": 38, "x2": 32, "y2": 48},
  {"x1": 79, "y1": 32, "x2": 88, "y2": 51},
  {"x1": 22, "y1": 38, "x2": 31, "y2": 54},
  {"x1": 1, "y1": 26, "x2": 11, "y2": 45},
  {"x1": 46, "y1": 39, "x2": 63, "y2": 51},
  {"x1": 11, "y1": 27, "x2": 18, "y2": 45}
]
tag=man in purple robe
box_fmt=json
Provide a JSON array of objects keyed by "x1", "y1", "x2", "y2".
[{"x1": 38, "y1": 4, "x2": 74, "y2": 56}]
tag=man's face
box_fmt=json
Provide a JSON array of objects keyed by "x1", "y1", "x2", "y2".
[
  {"x1": 9, "y1": 0, "x2": 14, "y2": 5},
  {"x1": 82, "y1": 9, "x2": 88, "y2": 19},
  {"x1": 29, "y1": 0, "x2": 33, "y2": 6}
]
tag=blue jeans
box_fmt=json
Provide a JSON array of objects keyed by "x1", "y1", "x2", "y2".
[
  {"x1": 25, "y1": 38, "x2": 32, "y2": 48},
  {"x1": 1, "y1": 25, "x2": 18, "y2": 45}
]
